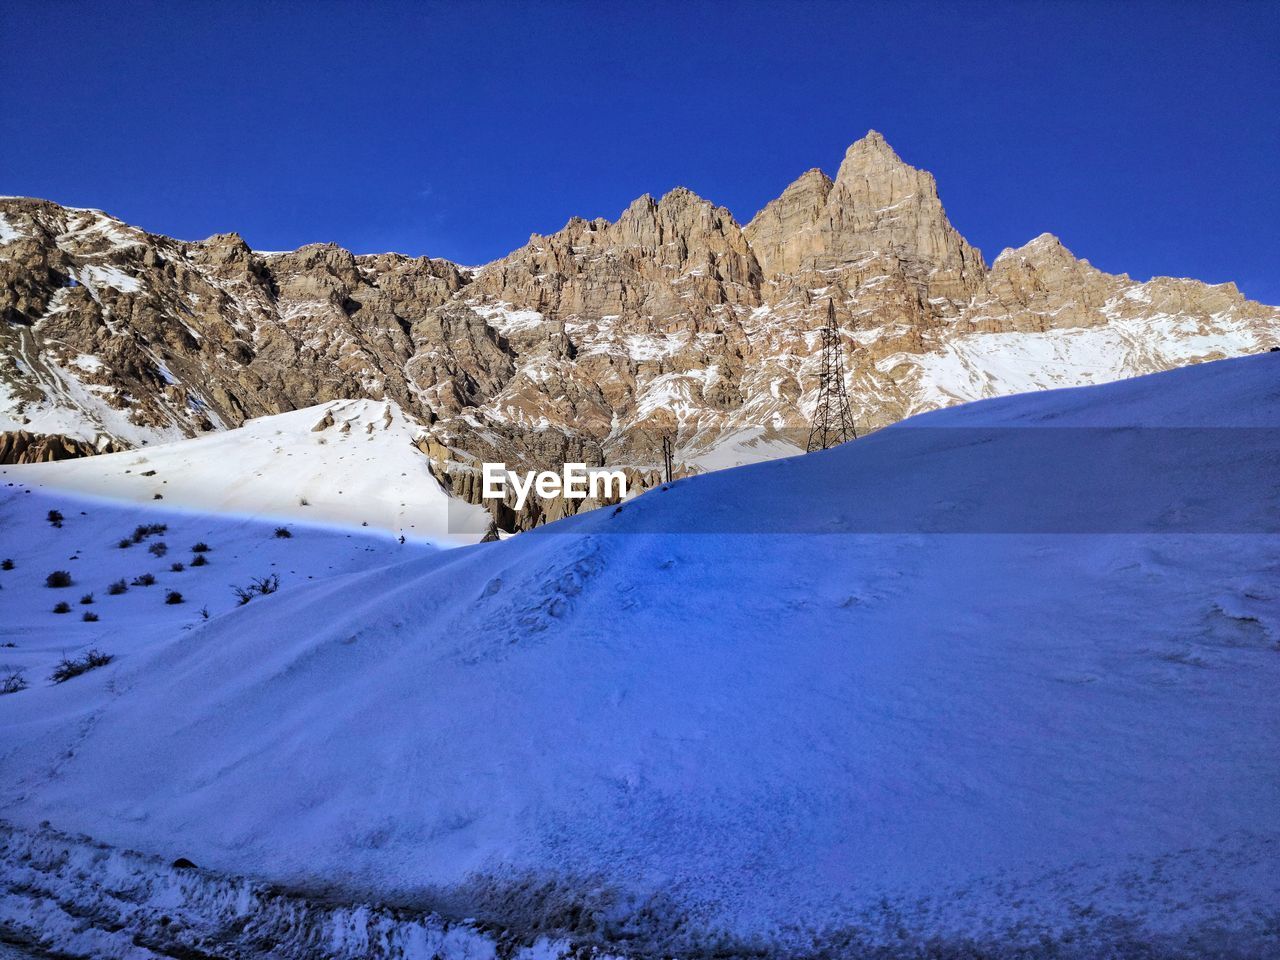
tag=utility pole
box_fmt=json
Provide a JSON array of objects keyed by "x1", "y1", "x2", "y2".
[
  {"x1": 661, "y1": 434, "x2": 674, "y2": 484},
  {"x1": 805, "y1": 298, "x2": 857, "y2": 452}
]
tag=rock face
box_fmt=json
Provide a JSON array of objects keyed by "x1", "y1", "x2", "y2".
[
  {"x1": 0, "y1": 201, "x2": 471, "y2": 447},
  {"x1": 745, "y1": 131, "x2": 984, "y2": 300},
  {"x1": 0, "y1": 430, "x2": 113, "y2": 464},
  {"x1": 476, "y1": 187, "x2": 762, "y2": 321},
  {"x1": 2, "y1": 132, "x2": 1276, "y2": 528}
]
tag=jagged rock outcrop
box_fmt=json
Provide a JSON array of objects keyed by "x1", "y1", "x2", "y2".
[
  {"x1": 0, "y1": 198, "x2": 497, "y2": 447},
  {"x1": 474, "y1": 187, "x2": 762, "y2": 323},
  {"x1": 745, "y1": 131, "x2": 985, "y2": 302},
  {"x1": 2, "y1": 132, "x2": 1277, "y2": 530},
  {"x1": 0, "y1": 429, "x2": 114, "y2": 464}
]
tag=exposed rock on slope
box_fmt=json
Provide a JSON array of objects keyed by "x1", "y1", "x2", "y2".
[
  {"x1": 2, "y1": 133, "x2": 1276, "y2": 526},
  {"x1": 0, "y1": 429, "x2": 113, "y2": 464},
  {"x1": 0, "y1": 200, "x2": 472, "y2": 447}
]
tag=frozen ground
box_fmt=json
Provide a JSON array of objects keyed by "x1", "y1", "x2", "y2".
[{"x1": 1, "y1": 355, "x2": 1278, "y2": 958}]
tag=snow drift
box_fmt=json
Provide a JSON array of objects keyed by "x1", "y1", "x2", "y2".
[{"x1": 1, "y1": 354, "x2": 1278, "y2": 958}]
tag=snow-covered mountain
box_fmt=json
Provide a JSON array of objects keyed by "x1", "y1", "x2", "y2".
[
  {"x1": 2, "y1": 133, "x2": 1276, "y2": 533},
  {"x1": 4, "y1": 398, "x2": 490, "y2": 544},
  {"x1": 1, "y1": 353, "x2": 1276, "y2": 959}
]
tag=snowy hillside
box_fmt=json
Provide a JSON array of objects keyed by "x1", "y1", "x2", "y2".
[
  {"x1": 0, "y1": 488, "x2": 445, "y2": 684},
  {"x1": 882, "y1": 311, "x2": 1271, "y2": 417},
  {"x1": 3, "y1": 398, "x2": 490, "y2": 544},
  {"x1": 1, "y1": 355, "x2": 1278, "y2": 959}
]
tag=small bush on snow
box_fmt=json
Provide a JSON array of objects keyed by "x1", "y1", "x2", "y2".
[
  {"x1": 233, "y1": 574, "x2": 279, "y2": 605},
  {"x1": 1, "y1": 671, "x2": 27, "y2": 695},
  {"x1": 165, "y1": 590, "x2": 184, "y2": 605},
  {"x1": 131, "y1": 573, "x2": 156, "y2": 587},
  {"x1": 49, "y1": 649, "x2": 113, "y2": 684},
  {"x1": 45, "y1": 570, "x2": 73, "y2": 588},
  {"x1": 79, "y1": 593, "x2": 94, "y2": 605},
  {"x1": 106, "y1": 579, "x2": 128, "y2": 595},
  {"x1": 52, "y1": 601, "x2": 71, "y2": 614}
]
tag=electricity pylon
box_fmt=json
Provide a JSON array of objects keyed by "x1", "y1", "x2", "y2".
[{"x1": 805, "y1": 299, "x2": 857, "y2": 452}]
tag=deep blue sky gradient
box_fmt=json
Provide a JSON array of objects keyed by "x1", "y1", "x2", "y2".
[{"x1": 3, "y1": 1, "x2": 1277, "y2": 302}]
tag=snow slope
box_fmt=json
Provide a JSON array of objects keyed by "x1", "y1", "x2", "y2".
[
  {"x1": 0, "y1": 486, "x2": 448, "y2": 709},
  {"x1": 883, "y1": 312, "x2": 1271, "y2": 417},
  {"x1": 2, "y1": 355, "x2": 1279, "y2": 958},
  {"x1": 4, "y1": 398, "x2": 490, "y2": 545}
]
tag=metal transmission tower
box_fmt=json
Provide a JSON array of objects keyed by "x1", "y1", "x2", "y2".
[{"x1": 805, "y1": 299, "x2": 857, "y2": 452}]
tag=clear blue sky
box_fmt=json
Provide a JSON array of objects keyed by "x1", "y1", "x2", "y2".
[{"x1": 3, "y1": 1, "x2": 1277, "y2": 302}]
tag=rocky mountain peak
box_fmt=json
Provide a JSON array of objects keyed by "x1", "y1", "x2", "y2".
[
  {"x1": 833, "y1": 129, "x2": 904, "y2": 181},
  {"x1": 471, "y1": 183, "x2": 760, "y2": 322},
  {"x1": 619, "y1": 193, "x2": 659, "y2": 221},
  {"x1": 661, "y1": 185, "x2": 703, "y2": 202},
  {"x1": 746, "y1": 131, "x2": 984, "y2": 299},
  {"x1": 204, "y1": 231, "x2": 249, "y2": 248},
  {"x1": 796, "y1": 167, "x2": 835, "y2": 187},
  {"x1": 615, "y1": 185, "x2": 739, "y2": 239},
  {"x1": 197, "y1": 231, "x2": 255, "y2": 266},
  {"x1": 992, "y1": 233, "x2": 1077, "y2": 269}
]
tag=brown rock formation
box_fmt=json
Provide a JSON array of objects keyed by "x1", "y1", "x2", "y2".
[{"x1": 0, "y1": 430, "x2": 113, "y2": 465}]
